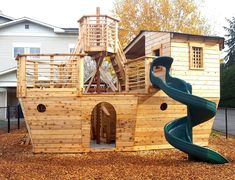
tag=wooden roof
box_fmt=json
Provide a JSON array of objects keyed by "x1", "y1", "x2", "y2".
[{"x1": 124, "y1": 30, "x2": 225, "y2": 56}]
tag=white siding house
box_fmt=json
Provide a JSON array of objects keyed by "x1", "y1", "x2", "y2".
[{"x1": 0, "y1": 12, "x2": 78, "y2": 119}]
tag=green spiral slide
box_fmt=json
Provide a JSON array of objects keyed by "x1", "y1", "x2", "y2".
[{"x1": 149, "y1": 56, "x2": 228, "y2": 164}]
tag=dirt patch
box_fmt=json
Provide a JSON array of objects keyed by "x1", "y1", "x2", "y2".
[{"x1": 0, "y1": 129, "x2": 234, "y2": 180}]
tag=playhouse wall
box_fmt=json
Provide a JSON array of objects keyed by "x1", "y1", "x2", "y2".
[
  {"x1": 170, "y1": 38, "x2": 221, "y2": 98},
  {"x1": 20, "y1": 92, "x2": 216, "y2": 153},
  {"x1": 144, "y1": 31, "x2": 171, "y2": 56},
  {"x1": 133, "y1": 91, "x2": 217, "y2": 151},
  {"x1": 144, "y1": 32, "x2": 221, "y2": 99},
  {"x1": 20, "y1": 95, "x2": 138, "y2": 153}
]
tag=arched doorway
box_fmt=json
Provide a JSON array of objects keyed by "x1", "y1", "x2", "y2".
[{"x1": 90, "y1": 102, "x2": 116, "y2": 148}]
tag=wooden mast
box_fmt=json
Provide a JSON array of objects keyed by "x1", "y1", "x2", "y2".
[{"x1": 95, "y1": 7, "x2": 101, "y2": 94}]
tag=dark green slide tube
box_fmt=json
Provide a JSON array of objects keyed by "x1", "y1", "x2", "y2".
[{"x1": 150, "y1": 56, "x2": 228, "y2": 164}]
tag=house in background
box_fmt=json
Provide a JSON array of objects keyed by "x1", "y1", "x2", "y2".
[{"x1": 0, "y1": 11, "x2": 78, "y2": 119}]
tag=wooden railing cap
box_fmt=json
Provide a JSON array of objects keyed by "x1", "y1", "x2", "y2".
[
  {"x1": 78, "y1": 15, "x2": 119, "y2": 23},
  {"x1": 15, "y1": 53, "x2": 87, "y2": 61}
]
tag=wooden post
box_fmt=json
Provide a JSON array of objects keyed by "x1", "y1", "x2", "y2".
[
  {"x1": 225, "y1": 108, "x2": 228, "y2": 139},
  {"x1": 95, "y1": 55, "x2": 104, "y2": 94},
  {"x1": 96, "y1": 103, "x2": 101, "y2": 144},
  {"x1": 145, "y1": 57, "x2": 153, "y2": 93},
  {"x1": 96, "y1": 59, "x2": 101, "y2": 93},
  {"x1": 125, "y1": 64, "x2": 129, "y2": 92},
  {"x1": 115, "y1": 21, "x2": 118, "y2": 53},
  {"x1": 33, "y1": 62, "x2": 38, "y2": 87},
  {"x1": 106, "y1": 16, "x2": 109, "y2": 50},
  {"x1": 20, "y1": 56, "x2": 27, "y2": 97},
  {"x1": 50, "y1": 55, "x2": 54, "y2": 88},
  {"x1": 17, "y1": 105, "x2": 20, "y2": 129},
  {"x1": 16, "y1": 60, "x2": 20, "y2": 97},
  {"x1": 58, "y1": 65, "x2": 64, "y2": 87},
  {"x1": 77, "y1": 57, "x2": 84, "y2": 95},
  {"x1": 86, "y1": 17, "x2": 89, "y2": 51},
  {"x1": 7, "y1": 106, "x2": 10, "y2": 133},
  {"x1": 96, "y1": 7, "x2": 101, "y2": 47}
]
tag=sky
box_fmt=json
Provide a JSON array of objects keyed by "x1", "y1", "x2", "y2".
[{"x1": 0, "y1": 0, "x2": 235, "y2": 37}]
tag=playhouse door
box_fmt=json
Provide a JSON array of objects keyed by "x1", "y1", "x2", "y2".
[{"x1": 91, "y1": 102, "x2": 116, "y2": 145}]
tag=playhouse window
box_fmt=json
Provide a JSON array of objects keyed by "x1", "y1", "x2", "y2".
[
  {"x1": 190, "y1": 47, "x2": 203, "y2": 69},
  {"x1": 152, "y1": 44, "x2": 162, "y2": 57},
  {"x1": 154, "y1": 48, "x2": 161, "y2": 56}
]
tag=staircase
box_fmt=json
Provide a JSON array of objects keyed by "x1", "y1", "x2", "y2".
[{"x1": 110, "y1": 41, "x2": 127, "y2": 91}]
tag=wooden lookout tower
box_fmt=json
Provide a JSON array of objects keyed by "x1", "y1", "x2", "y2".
[{"x1": 77, "y1": 7, "x2": 127, "y2": 93}]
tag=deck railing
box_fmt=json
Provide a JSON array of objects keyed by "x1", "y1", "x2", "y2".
[
  {"x1": 125, "y1": 56, "x2": 155, "y2": 93},
  {"x1": 79, "y1": 15, "x2": 119, "y2": 53},
  {"x1": 16, "y1": 54, "x2": 84, "y2": 97}
]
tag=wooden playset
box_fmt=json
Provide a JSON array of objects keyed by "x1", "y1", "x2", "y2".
[{"x1": 17, "y1": 8, "x2": 224, "y2": 154}]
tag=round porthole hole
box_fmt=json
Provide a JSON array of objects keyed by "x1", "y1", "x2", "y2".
[
  {"x1": 160, "y1": 103, "x2": 168, "y2": 111},
  {"x1": 37, "y1": 104, "x2": 46, "y2": 113}
]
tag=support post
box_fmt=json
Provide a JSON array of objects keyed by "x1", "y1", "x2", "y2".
[
  {"x1": 20, "y1": 56, "x2": 27, "y2": 97},
  {"x1": 33, "y1": 62, "x2": 38, "y2": 87},
  {"x1": 17, "y1": 105, "x2": 20, "y2": 129},
  {"x1": 96, "y1": 60, "x2": 101, "y2": 93},
  {"x1": 225, "y1": 108, "x2": 228, "y2": 139},
  {"x1": 50, "y1": 56, "x2": 54, "y2": 88},
  {"x1": 96, "y1": 103, "x2": 101, "y2": 144},
  {"x1": 77, "y1": 57, "x2": 84, "y2": 95},
  {"x1": 7, "y1": 106, "x2": 10, "y2": 133},
  {"x1": 96, "y1": 7, "x2": 101, "y2": 47}
]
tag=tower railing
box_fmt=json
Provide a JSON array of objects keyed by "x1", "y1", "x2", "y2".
[{"x1": 78, "y1": 15, "x2": 119, "y2": 54}]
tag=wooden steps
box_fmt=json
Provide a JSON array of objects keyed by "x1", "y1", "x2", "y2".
[{"x1": 110, "y1": 42, "x2": 127, "y2": 91}]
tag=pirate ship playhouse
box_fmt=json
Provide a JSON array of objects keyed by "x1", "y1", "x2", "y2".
[{"x1": 17, "y1": 9, "x2": 227, "y2": 163}]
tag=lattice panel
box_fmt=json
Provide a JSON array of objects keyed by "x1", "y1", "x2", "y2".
[{"x1": 191, "y1": 47, "x2": 203, "y2": 69}]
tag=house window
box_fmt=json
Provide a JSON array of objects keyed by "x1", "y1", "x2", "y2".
[
  {"x1": 14, "y1": 47, "x2": 25, "y2": 58},
  {"x1": 29, "y1": 47, "x2": 40, "y2": 58},
  {"x1": 13, "y1": 47, "x2": 40, "y2": 58},
  {"x1": 190, "y1": 47, "x2": 203, "y2": 69},
  {"x1": 69, "y1": 48, "x2": 75, "y2": 53},
  {"x1": 25, "y1": 24, "x2": 29, "y2": 29},
  {"x1": 69, "y1": 44, "x2": 75, "y2": 53},
  {"x1": 30, "y1": 47, "x2": 40, "y2": 54}
]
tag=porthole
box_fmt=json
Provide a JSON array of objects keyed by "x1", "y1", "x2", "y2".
[
  {"x1": 160, "y1": 103, "x2": 168, "y2": 111},
  {"x1": 37, "y1": 104, "x2": 46, "y2": 113}
]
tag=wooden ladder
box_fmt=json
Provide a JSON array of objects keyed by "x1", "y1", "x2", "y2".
[{"x1": 110, "y1": 41, "x2": 127, "y2": 91}]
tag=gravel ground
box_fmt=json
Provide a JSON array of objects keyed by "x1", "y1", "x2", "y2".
[{"x1": 0, "y1": 129, "x2": 234, "y2": 180}]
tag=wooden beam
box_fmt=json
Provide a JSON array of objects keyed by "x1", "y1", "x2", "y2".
[
  {"x1": 96, "y1": 103, "x2": 101, "y2": 144},
  {"x1": 16, "y1": 53, "x2": 86, "y2": 60},
  {"x1": 20, "y1": 56, "x2": 26, "y2": 97},
  {"x1": 101, "y1": 103, "x2": 110, "y2": 116},
  {"x1": 85, "y1": 69, "x2": 97, "y2": 93},
  {"x1": 50, "y1": 56, "x2": 54, "y2": 88},
  {"x1": 77, "y1": 57, "x2": 84, "y2": 95},
  {"x1": 85, "y1": 55, "x2": 104, "y2": 93},
  {"x1": 33, "y1": 62, "x2": 38, "y2": 87},
  {"x1": 96, "y1": 59, "x2": 101, "y2": 93}
]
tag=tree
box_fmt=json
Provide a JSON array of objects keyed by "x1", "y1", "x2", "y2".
[
  {"x1": 113, "y1": 0, "x2": 210, "y2": 46},
  {"x1": 219, "y1": 63, "x2": 235, "y2": 107},
  {"x1": 224, "y1": 17, "x2": 235, "y2": 66}
]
